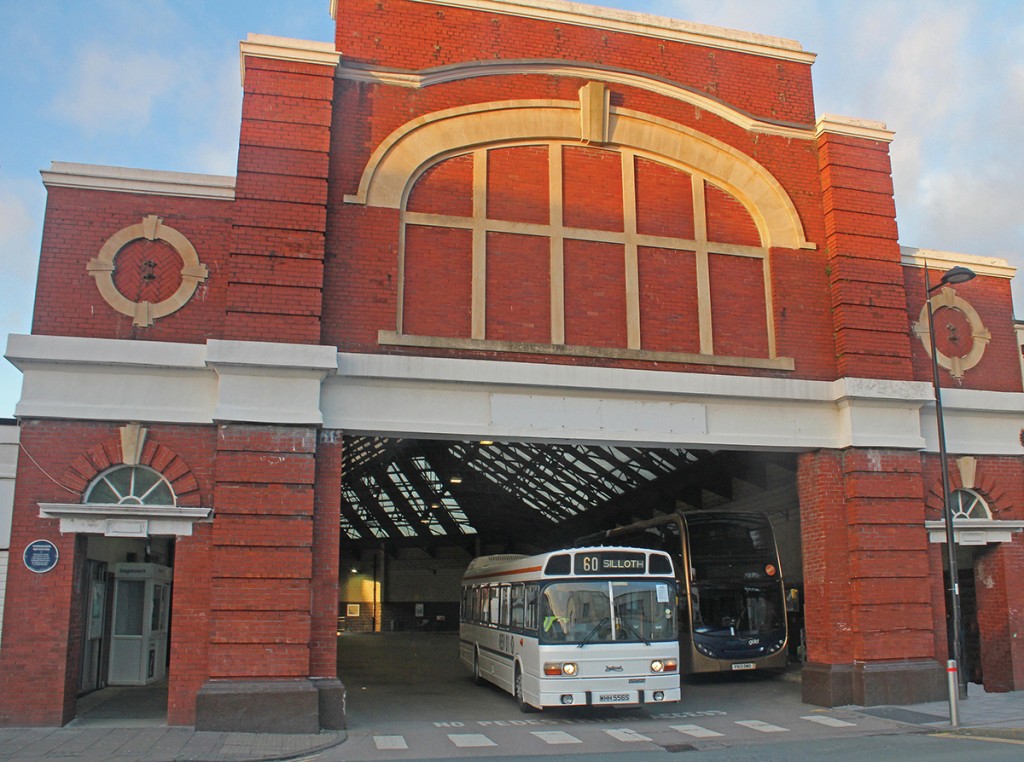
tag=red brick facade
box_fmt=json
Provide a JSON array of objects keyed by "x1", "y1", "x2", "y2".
[{"x1": 1, "y1": 0, "x2": 1021, "y2": 728}]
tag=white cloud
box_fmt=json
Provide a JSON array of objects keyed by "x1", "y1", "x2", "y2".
[
  {"x1": 0, "y1": 178, "x2": 40, "y2": 415},
  {"x1": 183, "y1": 56, "x2": 245, "y2": 176},
  {"x1": 0, "y1": 179, "x2": 42, "y2": 283},
  {"x1": 51, "y1": 45, "x2": 182, "y2": 133}
]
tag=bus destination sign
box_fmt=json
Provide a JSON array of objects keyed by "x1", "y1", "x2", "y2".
[{"x1": 574, "y1": 551, "x2": 646, "y2": 575}]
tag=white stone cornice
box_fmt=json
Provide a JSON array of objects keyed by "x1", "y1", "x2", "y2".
[
  {"x1": 240, "y1": 33, "x2": 340, "y2": 84},
  {"x1": 815, "y1": 114, "x2": 894, "y2": 143},
  {"x1": 41, "y1": 162, "x2": 235, "y2": 200},
  {"x1": 5, "y1": 335, "x2": 337, "y2": 427},
  {"x1": 334, "y1": 0, "x2": 815, "y2": 63},
  {"x1": 206, "y1": 340, "x2": 339, "y2": 426},
  {"x1": 920, "y1": 388, "x2": 1024, "y2": 456},
  {"x1": 901, "y1": 247, "x2": 1017, "y2": 280},
  {"x1": 7, "y1": 335, "x2": 1021, "y2": 455}
]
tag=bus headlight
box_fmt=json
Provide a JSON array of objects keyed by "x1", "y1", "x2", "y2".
[
  {"x1": 651, "y1": 658, "x2": 677, "y2": 673},
  {"x1": 766, "y1": 638, "x2": 787, "y2": 654},
  {"x1": 545, "y1": 662, "x2": 577, "y2": 676}
]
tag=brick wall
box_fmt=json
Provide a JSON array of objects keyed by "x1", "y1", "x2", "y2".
[
  {"x1": 227, "y1": 53, "x2": 335, "y2": 344},
  {"x1": 31, "y1": 190, "x2": 231, "y2": 342},
  {"x1": 323, "y1": 0, "x2": 839, "y2": 379},
  {"x1": 799, "y1": 449, "x2": 936, "y2": 664},
  {"x1": 207, "y1": 425, "x2": 318, "y2": 681},
  {"x1": 333, "y1": 0, "x2": 815, "y2": 125},
  {"x1": 0, "y1": 420, "x2": 216, "y2": 726},
  {"x1": 817, "y1": 131, "x2": 913, "y2": 381},
  {"x1": 974, "y1": 539, "x2": 1024, "y2": 691},
  {"x1": 903, "y1": 267, "x2": 1023, "y2": 392}
]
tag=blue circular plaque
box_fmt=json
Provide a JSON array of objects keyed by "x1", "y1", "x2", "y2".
[{"x1": 24, "y1": 539, "x2": 59, "y2": 574}]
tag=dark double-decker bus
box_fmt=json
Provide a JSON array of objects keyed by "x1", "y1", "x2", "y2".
[{"x1": 580, "y1": 510, "x2": 788, "y2": 674}]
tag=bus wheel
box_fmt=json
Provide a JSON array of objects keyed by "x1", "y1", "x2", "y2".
[
  {"x1": 473, "y1": 649, "x2": 484, "y2": 686},
  {"x1": 515, "y1": 666, "x2": 537, "y2": 713}
]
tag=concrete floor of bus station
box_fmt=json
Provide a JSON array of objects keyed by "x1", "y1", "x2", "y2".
[{"x1": 1, "y1": 632, "x2": 1022, "y2": 761}]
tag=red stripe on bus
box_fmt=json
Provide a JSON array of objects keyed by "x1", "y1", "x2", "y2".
[{"x1": 463, "y1": 565, "x2": 544, "y2": 581}]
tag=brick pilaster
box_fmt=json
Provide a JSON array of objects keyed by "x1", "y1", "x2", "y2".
[
  {"x1": 817, "y1": 117, "x2": 913, "y2": 380},
  {"x1": 799, "y1": 448, "x2": 943, "y2": 706},
  {"x1": 975, "y1": 538, "x2": 1024, "y2": 691},
  {"x1": 311, "y1": 430, "x2": 342, "y2": 677},
  {"x1": 208, "y1": 425, "x2": 318, "y2": 679},
  {"x1": 227, "y1": 37, "x2": 339, "y2": 344}
]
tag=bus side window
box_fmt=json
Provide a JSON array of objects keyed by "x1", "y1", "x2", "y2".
[
  {"x1": 499, "y1": 584, "x2": 511, "y2": 627},
  {"x1": 511, "y1": 584, "x2": 525, "y2": 629},
  {"x1": 525, "y1": 584, "x2": 539, "y2": 632},
  {"x1": 474, "y1": 586, "x2": 486, "y2": 624},
  {"x1": 489, "y1": 585, "x2": 501, "y2": 625}
]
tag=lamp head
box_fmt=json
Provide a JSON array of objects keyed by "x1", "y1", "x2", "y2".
[{"x1": 939, "y1": 266, "x2": 976, "y2": 287}]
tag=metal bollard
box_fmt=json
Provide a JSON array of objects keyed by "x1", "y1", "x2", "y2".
[{"x1": 946, "y1": 660, "x2": 960, "y2": 727}]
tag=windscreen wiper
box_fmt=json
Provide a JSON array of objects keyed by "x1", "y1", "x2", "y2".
[
  {"x1": 617, "y1": 616, "x2": 650, "y2": 646},
  {"x1": 577, "y1": 617, "x2": 610, "y2": 648}
]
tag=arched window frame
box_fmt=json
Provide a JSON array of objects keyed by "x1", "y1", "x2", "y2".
[
  {"x1": 353, "y1": 96, "x2": 809, "y2": 371},
  {"x1": 85, "y1": 464, "x2": 177, "y2": 507}
]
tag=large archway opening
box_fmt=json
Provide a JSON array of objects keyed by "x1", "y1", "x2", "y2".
[{"x1": 334, "y1": 436, "x2": 804, "y2": 718}]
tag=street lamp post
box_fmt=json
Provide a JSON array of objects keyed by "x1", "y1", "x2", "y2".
[{"x1": 923, "y1": 263, "x2": 975, "y2": 725}]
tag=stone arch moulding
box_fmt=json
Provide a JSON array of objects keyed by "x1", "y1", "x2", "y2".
[
  {"x1": 343, "y1": 98, "x2": 814, "y2": 251},
  {"x1": 38, "y1": 424, "x2": 212, "y2": 537}
]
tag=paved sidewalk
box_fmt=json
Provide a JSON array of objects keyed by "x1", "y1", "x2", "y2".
[
  {"x1": 0, "y1": 725, "x2": 345, "y2": 762},
  {"x1": 1, "y1": 684, "x2": 1021, "y2": 761},
  {"x1": 854, "y1": 684, "x2": 1024, "y2": 742}
]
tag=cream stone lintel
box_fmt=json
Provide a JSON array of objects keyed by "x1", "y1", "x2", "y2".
[
  {"x1": 924, "y1": 519, "x2": 1024, "y2": 546},
  {"x1": 41, "y1": 162, "x2": 235, "y2": 200},
  {"x1": 378, "y1": 330, "x2": 795, "y2": 371},
  {"x1": 815, "y1": 113, "x2": 894, "y2": 143},
  {"x1": 336, "y1": 60, "x2": 816, "y2": 140},
  {"x1": 38, "y1": 503, "x2": 212, "y2": 538},
  {"x1": 239, "y1": 33, "x2": 340, "y2": 84},
  {"x1": 334, "y1": 0, "x2": 816, "y2": 64}
]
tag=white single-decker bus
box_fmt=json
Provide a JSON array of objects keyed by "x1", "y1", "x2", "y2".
[{"x1": 460, "y1": 546, "x2": 681, "y2": 711}]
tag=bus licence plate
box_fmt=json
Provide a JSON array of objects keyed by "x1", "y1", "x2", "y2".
[
  {"x1": 597, "y1": 692, "x2": 635, "y2": 703},
  {"x1": 731, "y1": 662, "x2": 755, "y2": 671}
]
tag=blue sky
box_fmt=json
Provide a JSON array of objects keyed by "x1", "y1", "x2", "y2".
[{"x1": 1, "y1": 0, "x2": 1022, "y2": 419}]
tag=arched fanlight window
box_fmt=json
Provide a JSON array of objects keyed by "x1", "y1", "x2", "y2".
[
  {"x1": 85, "y1": 465, "x2": 176, "y2": 507},
  {"x1": 950, "y1": 488, "x2": 992, "y2": 521}
]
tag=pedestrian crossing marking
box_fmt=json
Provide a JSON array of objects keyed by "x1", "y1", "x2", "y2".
[
  {"x1": 373, "y1": 735, "x2": 408, "y2": 750},
  {"x1": 802, "y1": 715, "x2": 856, "y2": 728},
  {"x1": 605, "y1": 728, "x2": 652, "y2": 742},
  {"x1": 736, "y1": 719, "x2": 789, "y2": 733},
  {"x1": 448, "y1": 733, "x2": 497, "y2": 747},
  {"x1": 532, "y1": 730, "x2": 582, "y2": 744},
  {"x1": 671, "y1": 724, "x2": 724, "y2": 738}
]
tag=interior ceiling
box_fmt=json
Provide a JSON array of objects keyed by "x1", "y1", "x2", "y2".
[{"x1": 340, "y1": 437, "x2": 797, "y2": 551}]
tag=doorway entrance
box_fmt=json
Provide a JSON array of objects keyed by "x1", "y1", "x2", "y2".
[{"x1": 75, "y1": 535, "x2": 175, "y2": 725}]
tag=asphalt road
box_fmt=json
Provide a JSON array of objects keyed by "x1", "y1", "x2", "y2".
[{"x1": 317, "y1": 631, "x2": 987, "y2": 761}]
